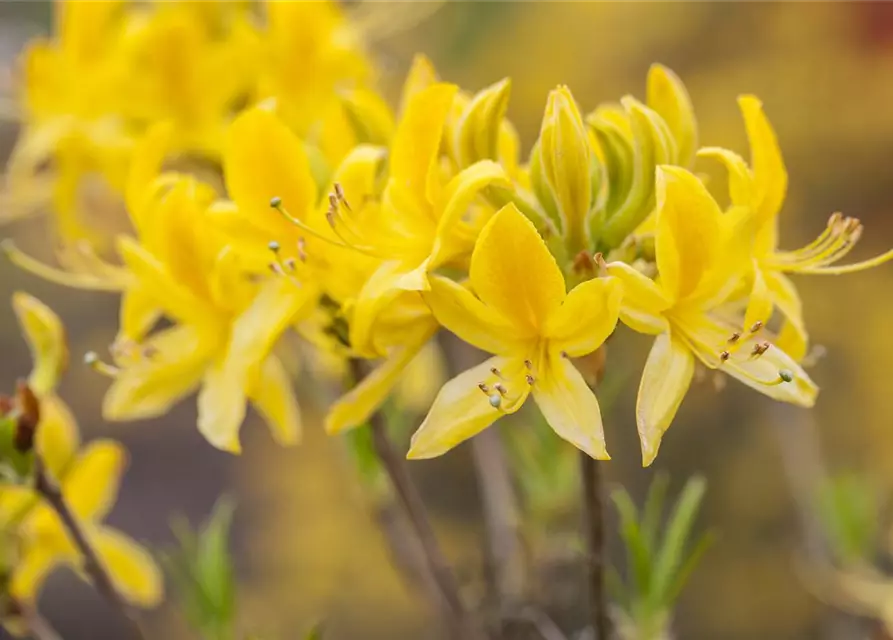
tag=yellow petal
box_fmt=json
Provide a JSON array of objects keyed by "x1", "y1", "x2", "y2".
[
  {"x1": 744, "y1": 265, "x2": 774, "y2": 330},
  {"x1": 35, "y1": 395, "x2": 80, "y2": 484},
  {"x1": 224, "y1": 107, "x2": 316, "y2": 230},
  {"x1": 647, "y1": 64, "x2": 697, "y2": 166},
  {"x1": 408, "y1": 357, "x2": 529, "y2": 459},
  {"x1": 423, "y1": 275, "x2": 525, "y2": 356},
  {"x1": 9, "y1": 544, "x2": 62, "y2": 604},
  {"x1": 739, "y1": 95, "x2": 787, "y2": 224},
  {"x1": 116, "y1": 236, "x2": 215, "y2": 328},
  {"x1": 429, "y1": 160, "x2": 509, "y2": 267},
  {"x1": 92, "y1": 527, "x2": 164, "y2": 607},
  {"x1": 636, "y1": 332, "x2": 695, "y2": 466},
  {"x1": 62, "y1": 440, "x2": 126, "y2": 522},
  {"x1": 118, "y1": 290, "x2": 161, "y2": 345},
  {"x1": 606, "y1": 261, "x2": 672, "y2": 315},
  {"x1": 544, "y1": 277, "x2": 622, "y2": 357},
  {"x1": 765, "y1": 271, "x2": 808, "y2": 361},
  {"x1": 12, "y1": 292, "x2": 67, "y2": 396},
  {"x1": 388, "y1": 83, "x2": 457, "y2": 216},
  {"x1": 398, "y1": 53, "x2": 439, "y2": 116},
  {"x1": 249, "y1": 355, "x2": 301, "y2": 446},
  {"x1": 326, "y1": 340, "x2": 428, "y2": 435},
  {"x1": 533, "y1": 351, "x2": 609, "y2": 460},
  {"x1": 654, "y1": 166, "x2": 722, "y2": 302},
  {"x1": 349, "y1": 260, "x2": 415, "y2": 357},
  {"x1": 103, "y1": 325, "x2": 215, "y2": 421},
  {"x1": 469, "y1": 203, "x2": 565, "y2": 334},
  {"x1": 678, "y1": 315, "x2": 817, "y2": 407},
  {"x1": 696, "y1": 147, "x2": 753, "y2": 208},
  {"x1": 126, "y1": 122, "x2": 174, "y2": 226}
]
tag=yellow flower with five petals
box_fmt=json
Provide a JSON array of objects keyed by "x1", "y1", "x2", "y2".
[{"x1": 408, "y1": 203, "x2": 622, "y2": 460}]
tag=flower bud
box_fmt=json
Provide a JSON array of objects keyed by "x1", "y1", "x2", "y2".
[
  {"x1": 453, "y1": 77, "x2": 513, "y2": 169},
  {"x1": 536, "y1": 86, "x2": 594, "y2": 253}
]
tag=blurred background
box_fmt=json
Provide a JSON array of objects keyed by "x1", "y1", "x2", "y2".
[{"x1": 3, "y1": 2, "x2": 893, "y2": 639}]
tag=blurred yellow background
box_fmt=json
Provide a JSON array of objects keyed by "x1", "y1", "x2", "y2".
[{"x1": 3, "y1": 3, "x2": 893, "y2": 639}]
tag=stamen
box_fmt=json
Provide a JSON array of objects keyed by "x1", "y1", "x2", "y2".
[
  {"x1": 490, "y1": 366, "x2": 503, "y2": 378},
  {"x1": 749, "y1": 321, "x2": 763, "y2": 334},
  {"x1": 728, "y1": 333, "x2": 741, "y2": 344},
  {"x1": 493, "y1": 383, "x2": 507, "y2": 396},
  {"x1": 297, "y1": 238, "x2": 307, "y2": 262},
  {"x1": 524, "y1": 359, "x2": 533, "y2": 369},
  {"x1": 478, "y1": 382, "x2": 489, "y2": 393},
  {"x1": 272, "y1": 197, "x2": 353, "y2": 251},
  {"x1": 525, "y1": 374, "x2": 535, "y2": 385},
  {"x1": 83, "y1": 351, "x2": 120, "y2": 377},
  {"x1": 719, "y1": 350, "x2": 731, "y2": 363},
  {"x1": 1, "y1": 240, "x2": 127, "y2": 291},
  {"x1": 750, "y1": 342, "x2": 770, "y2": 358},
  {"x1": 334, "y1": 183, "x2": 351, "y2": 211},
  {"x1": 560, "y1": 351, "x2": 569, "y2": 359}
]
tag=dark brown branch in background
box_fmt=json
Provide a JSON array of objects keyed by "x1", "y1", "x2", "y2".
[
  {"x1": 350, "y1": 359, "x2": 486, "y2": 640},
  {"x1": 22, "y1": 607, "x2": 63, "y2": 640},
  {"x1": 580, "y1": 453, "x2": 610, "y2": 640},
  {"x1": 33, "y1": 456, "x2": 147, "y2": 640}
]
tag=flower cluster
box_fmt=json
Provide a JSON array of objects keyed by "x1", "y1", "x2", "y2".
[{"x1": 2, "y1": 2, "x2": 892, "y2": 628}]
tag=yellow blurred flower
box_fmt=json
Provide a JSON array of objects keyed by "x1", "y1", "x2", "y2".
[
  {"x1": 0, "y1": 293, "x2": 162, "y2": 627},
  {"x1": 408, "y1": 203, "x2": 621, "y2": 460},
  {"x1": 607, "y1": 167, "x2": 817, "y2": 466}
]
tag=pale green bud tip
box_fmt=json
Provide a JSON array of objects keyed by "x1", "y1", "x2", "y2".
[
  {"x1": 270, "y1": 196, "x2": 282, "y2": 208},
  {"x1": 779, "y1": 370, "x2": 794, "y2": 383}
]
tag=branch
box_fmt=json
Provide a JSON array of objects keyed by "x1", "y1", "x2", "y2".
[
  {"x1": 33, "y1": 455, "x2": 146, "y2": 640},
  {"x1": 580, "y1": 453, "x2": 610, "y2": 640}
]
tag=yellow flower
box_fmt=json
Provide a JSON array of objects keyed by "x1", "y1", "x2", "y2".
[
  {"x1": 348, "y1": 82, "x2": 510, "y2": 354},
  {"x1": 700, "y1": 96, "x2": 893, "y2": 360},
  {"x1": 607, "y1": 166, "x2": 817, "y2": 466},
  {"x1": 407, "y1": 203, "x2": 622, "y2": 460},
  {"x1": 0, "y1": 293, "x2": 162, "y2": 617}
]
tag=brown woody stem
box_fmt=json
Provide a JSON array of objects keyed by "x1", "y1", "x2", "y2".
[
  {"x1": 33, "y1": 455, "x2": 146, "y2": 640},
  {"x1": 580, "y1": 453, "x2": 610, "y2": 639}
]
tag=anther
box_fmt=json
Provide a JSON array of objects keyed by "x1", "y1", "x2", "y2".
[
  {"x1": 478, "y1": 382, "x2": 489, "y2": 393},
  {"x1": 297, "y1": 237, "x2": 307, "y2": 262},
  {"x1": 525, "y1": 374, "x2": 535, "y2": 385},
  {"x1": 490, "y1": 366, "x2": 503, "y2": 378},
  {"x1": 560, "y1": 350, "x2": 568, "y2": 359},
  {"x1": 333, "y1": 183, "x2": 351, "y2": 211},
  {"x1": 84, "y1": 351, "x2": 120, "y2": 377},
  {"x1": 750, "y1": 342, "x2": 770, "y2": 358},
  {"x1": 328, "y1": 194, "x2": 339, "y2": 212},
  {"x1": 749, "y1": 321, "x2": 763, "y2": 334},
  {"x1": 493, "y1": 383, "x2": 507, "y2": 396},
  {"x1": 728, "y1": 332, "x2": 740, "y2": 344},
  {"x1": 719, "y1": 350, "x2": 730, "y2": 363},
  {"x1": 524, "y1": 359, "x2": 533, "y2": 369},
  {"x1": 778, "y1": 370, "x2": 794, "y2": 383},
  {"x1": 283, "y1": 258, "x2": 297, "y2": 272}
]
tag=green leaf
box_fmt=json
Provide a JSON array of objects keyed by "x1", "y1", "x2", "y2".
[
  {"x1": 611, "y1": 487, "x2": 652, "y2": 599},
  {"x1": 650, "y1": 476, "x2": 707, "y2": 608},
  {"x1": 641, "y1": 473, "x2": 669, "y2": 553}
]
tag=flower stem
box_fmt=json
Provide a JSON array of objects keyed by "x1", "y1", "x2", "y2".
[
  {"x1": 33, "y1": 455, "x2": 146, "y2": 640},
  {"x1": 580, "y1": 452, "x2": 610, "y2": 639}
]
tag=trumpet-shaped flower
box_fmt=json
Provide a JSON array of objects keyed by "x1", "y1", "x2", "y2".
[
  {"x1": 348, "y1": 82, "x2": 510, "y2": 355},
  {"x1": 607, "y1": 167, "x2": 817, "y2": 466},
  {"x1": 0, "y1": 293, "x2": 161, "y2": 620},
  {"x1": 408, "y1": 203, "x2": 622, "y2": 460},
  {"x1": 701, "y1": 96, "x2": 893, "y2": 359}
]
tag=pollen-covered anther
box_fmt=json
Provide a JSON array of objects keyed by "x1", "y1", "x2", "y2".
[
  {"x1": 525, "y1": 374, "x2": 535, "y2": 385},
  {"x1": 750, "y1": 341, "x2": 771, "y2": 358},
  {"x1": 333, "y1": 183, "x2": 352, "y2": 211},
  {"x1": 283, "y1": 258, "x2": 297, "y2": 272},
  {"x1": 719, "y1": 350, "x2": 731, "y2": 363},
  {"x1": 477, "y1": 382, "x2": 489, "y2": 393},
  {"x1": 560, "y1": 350, "x2": 569, "y2": 359},
  {"x1": 297, "y1": 238, "x2": 307, "y2": 262},
  {"x1": 727, "y1": 332, "x2": 741, "y2": 344},
  {"x1": 490, "y1": 366, "x2": 503, "y2": 378},
  {"x1": 749, "y1": 321, "x2": 763, "y2": 334},
  {"x1": 83, "y1": 351, "x2": 120, "y2": 378},
  {"x1": 493, "y1": 383, "x2": 508, "y2": 396},
  {"x1": 524, "y1": 359, "x2": 533, "y2": 369}
]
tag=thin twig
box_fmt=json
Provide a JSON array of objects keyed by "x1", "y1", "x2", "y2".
[
  {"x1": 580, "y1": 453, "x2": 610, "y2": 640},
  {"x1": 349, "y1": 360, "x2": 485, "y2": 639},
  {"x1": 21, "y1": 607, "x2": 63, "y2": 640},
  {"x1": 33, "y1": 455, "x2": 146, "y2": 640}
]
